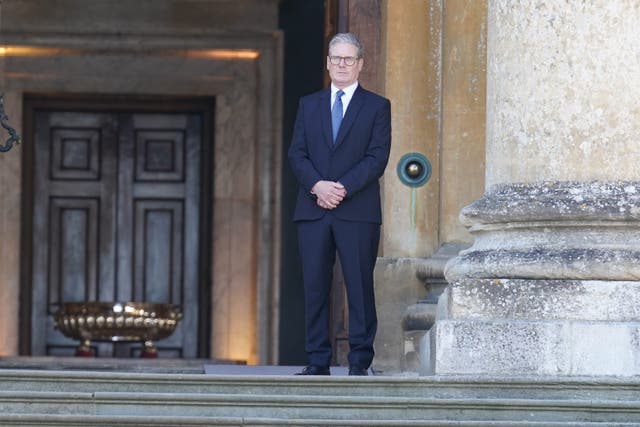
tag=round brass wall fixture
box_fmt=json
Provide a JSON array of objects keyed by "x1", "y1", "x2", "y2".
[{"x1": 397, "y1": 152, "x2": 431, "y2": 187}]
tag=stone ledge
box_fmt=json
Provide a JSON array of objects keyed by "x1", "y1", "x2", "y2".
[{"x1": 0, "y1": 356, "x2": 218, "y2": 373}]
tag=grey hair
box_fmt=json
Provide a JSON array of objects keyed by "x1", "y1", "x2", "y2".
[{"x1": 329, "y1": 33, "x2": 364, "y2": 58}]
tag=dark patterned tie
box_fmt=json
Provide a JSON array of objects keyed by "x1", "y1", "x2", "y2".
[{"x1": 331, "y1": 89, "x2": 344, "y2": 144}]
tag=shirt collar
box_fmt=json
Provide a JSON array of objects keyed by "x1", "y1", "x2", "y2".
[{"x1": 331, "y1": 81, "x2": 359, "y2": 99}]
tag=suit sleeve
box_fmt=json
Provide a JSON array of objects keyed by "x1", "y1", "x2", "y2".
[
  {"x1": 287, "y1": 99, "x2": 323, "y2": 195},
  {"x1": 338, "y1": 99, "x2": 391, "y2": 197}
]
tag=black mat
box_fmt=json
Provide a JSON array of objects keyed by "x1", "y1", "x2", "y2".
[{"x1": 204, "y1": 364, "x2": 362, "y2": 376}]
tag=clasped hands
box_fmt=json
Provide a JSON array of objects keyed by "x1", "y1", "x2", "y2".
[{"x1": 312, "y1": 180, "x2": 346, "y2": 210}]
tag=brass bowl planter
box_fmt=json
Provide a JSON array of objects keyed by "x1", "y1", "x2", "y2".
[{"x1": 53, "y1": 302, "x2": 183, "y2": 358}]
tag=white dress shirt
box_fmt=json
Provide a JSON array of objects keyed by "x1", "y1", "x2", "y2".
[{"x1": 331, "y1": 81, "x2": 358, "y2": 117}]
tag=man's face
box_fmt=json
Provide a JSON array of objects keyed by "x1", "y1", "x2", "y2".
[{"x1": 327, "y1": 42, "x2": 363, "y2": 89}]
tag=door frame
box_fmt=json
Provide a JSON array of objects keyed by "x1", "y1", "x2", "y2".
[{"x1": 20, "y1": 93, "x2": 215, "y2": 357}]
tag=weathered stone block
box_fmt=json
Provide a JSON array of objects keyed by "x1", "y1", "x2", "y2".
[
  {"x1": 445, "y1": 278, "x2": 640, "y2": 322},
  {"x1": 429, "y1": 319, "x2": 640, "y2": 376}
]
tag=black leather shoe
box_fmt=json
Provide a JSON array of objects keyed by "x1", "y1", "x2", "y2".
[
  {"x1": 295, "y1": 365, "x2": 330, "y2": 376},
  {"x1": 348, "y1": 366, "x2": 368, "y2": 376}
]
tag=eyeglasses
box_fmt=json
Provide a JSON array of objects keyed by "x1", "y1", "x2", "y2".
[{"x1": 328, "y1": 56, "x2": 359, "y2": 66}]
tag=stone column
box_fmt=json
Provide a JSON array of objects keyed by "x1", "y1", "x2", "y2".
[{"x1": 428, "y1": 0, "x2": 640, "y2": 376}]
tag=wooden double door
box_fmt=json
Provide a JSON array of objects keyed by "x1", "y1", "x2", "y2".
[{"x1": 24, "y1": 98, "x2": 212, "y2": 358}]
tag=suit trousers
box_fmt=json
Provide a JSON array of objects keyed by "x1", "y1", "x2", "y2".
[{"x1": 297, "y1": 213, "x2": 380, "y2": 368}]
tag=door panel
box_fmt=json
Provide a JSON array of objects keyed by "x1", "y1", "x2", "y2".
[
  {"x1": 31, "y1": 106, "x2": 205, "y2": 358},
  {"x1": 49, "y1": 197, "x2": 100, "y2": 303},
  {"x1": 134, "y1": 201, "x2": 183, "y2": 302}
]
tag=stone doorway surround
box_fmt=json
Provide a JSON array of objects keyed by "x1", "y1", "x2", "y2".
[{"x1": 0, "y1": 0, "x2": 282, "y2": 364}]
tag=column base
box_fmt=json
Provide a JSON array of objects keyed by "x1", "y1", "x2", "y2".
[
  {"x1": 431, "y1": 181, "x2": 640, "y2": 376},
  {"x1": 445, "y1": 181, "x2": 640, "y2": 282}
]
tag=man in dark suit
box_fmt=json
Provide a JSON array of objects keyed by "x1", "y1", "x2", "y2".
[{"x1": 288, "y1": 33, "x2": 391, "y2": 376}]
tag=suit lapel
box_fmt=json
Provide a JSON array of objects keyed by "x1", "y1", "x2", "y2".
[
  {"x1": 319, "y1": 89, "x2": 333, "y2": 148},
  {"x1": 334, "y1": 85, "x2": 365, "y2": 148}
]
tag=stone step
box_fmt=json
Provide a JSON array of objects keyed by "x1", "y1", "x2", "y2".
[
  {"x1": 1, "y1": 369, "x2": 640, "y2": 401},
  {"x1": 0, "y1": 369, "x2": 639, "y2": 425},
  {"x1": 0, "y1": 393, "x2": 639, "y2": 426},
  {"x1": 0, "y1": 388, "x2": 639, "y2": 423},
  {"x1": 0, "y1": 414, "x2": 634, "y2": 427}
]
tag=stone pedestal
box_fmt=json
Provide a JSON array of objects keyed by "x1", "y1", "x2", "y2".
[{"x1": 428, "y1": 1, "x2": 640, "y2": 376}]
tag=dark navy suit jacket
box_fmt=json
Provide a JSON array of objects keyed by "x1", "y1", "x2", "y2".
[{"x1": 288, "y1": 85, "x2": 391, "y2": 224}]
